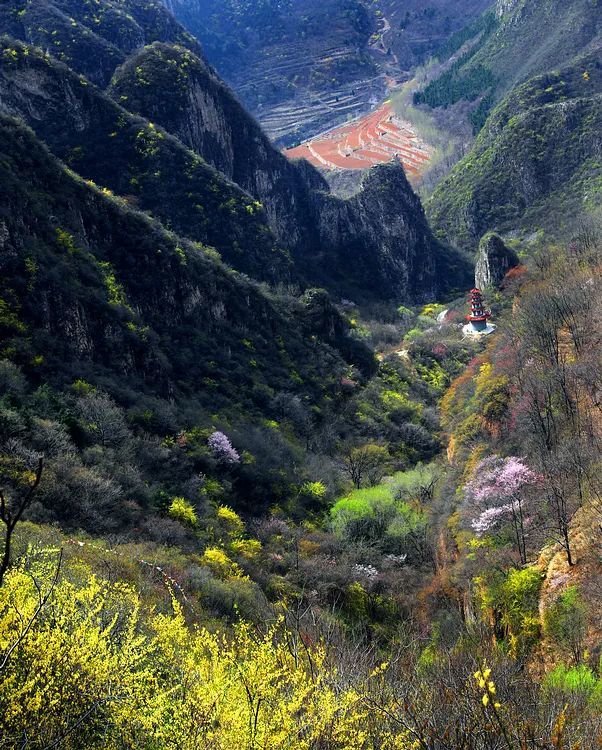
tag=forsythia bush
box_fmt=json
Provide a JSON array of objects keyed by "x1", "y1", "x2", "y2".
[
  {"x1": 0, "y1": 554, "x2": 418, "y2": 750},
  {"x1": 168, "y1": 496, "x2": 198, "y2": 527}
]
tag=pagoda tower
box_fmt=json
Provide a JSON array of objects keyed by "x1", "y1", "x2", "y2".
[{"x1": 463, "y1": 288, "x2": 495, "y2": 336}]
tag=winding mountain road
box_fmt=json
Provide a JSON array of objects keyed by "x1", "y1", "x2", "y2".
[{"x1": 369, "y1": 12, "x2": 399, "y2": 66}]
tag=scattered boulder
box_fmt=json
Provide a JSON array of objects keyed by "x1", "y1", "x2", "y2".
[{"x1": 475, "y1": 232, "x2": 519, "y2": 289}]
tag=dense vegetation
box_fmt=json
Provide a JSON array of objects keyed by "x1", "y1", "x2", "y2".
[
  {"x1": 413, "y1": 12, "x2": 497, "y2": 113},
  {"x1": 411, "y1": 0, "x2": 602, "y2": 193},
  {"x1": 415, "y1": 0, "x2": 602, "y2": 113},
  {"x1": 0, "y1": 0, "x2": 601, "y2": 747},
  {"x1": 0, "y1": 0, "x2": 200, "y2": 85},
  {"x1": 428, "y1": 53, "x2": 602, "y2": 250},
  {"x1": 2, "y1": 226, "x2": 601, "y2": 747}
]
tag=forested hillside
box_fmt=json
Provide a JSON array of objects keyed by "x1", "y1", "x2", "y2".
[
  {"x1": 2, "y1": 220, "x2": 600, "y2": 748},
  {"x1": 417, "y1": 0, "x2": 602, "y2": 250},
  {"x1": 0, "y1": 1, "x2": 601, "y2": 748},
  {"x1": 428, "y1": 52, "x2": 602, "y2": 249}
]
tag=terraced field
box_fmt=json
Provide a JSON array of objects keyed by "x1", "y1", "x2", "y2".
[{"x1": 284, "y1": 101, "x2": 432, "y2": 175}]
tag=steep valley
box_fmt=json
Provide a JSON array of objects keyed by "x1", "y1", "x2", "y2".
[{"x1": 0, "y1": 1, "x2": 601, "y2": 748}]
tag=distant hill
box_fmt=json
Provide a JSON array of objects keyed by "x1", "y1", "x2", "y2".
[
  {"x1": 423, "y1": 0, "x2": 602, "y2": 250},
  {"x1": 164, "y1": 0, "x2": 494, "y2": 144}
]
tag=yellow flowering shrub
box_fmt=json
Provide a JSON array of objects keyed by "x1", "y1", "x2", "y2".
[
  {"x1": 229, "y1": 537, "x2": 262, "y2": 560},
  {"x1": 0, "y1": 554, "x2": 420, "y2": 750},
  {"x1": 168, "y1": 496, "x2": 198, "y2": 527},
  {"x1": 201, "y1": 546, "x2": 246, "y2": 579},
  {"x1": 216, "y1": 505, "x2": 245, "y2": 538}
]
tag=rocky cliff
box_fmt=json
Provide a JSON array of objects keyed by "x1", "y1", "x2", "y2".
[
  {"x1": 108, "y1": 42, "x2": 469, "y2": 300},
  {"x1": 0, "y1": 38, "x2": 291, "y2": 283},
  {"x1": 474, "y1": 233, "x2": 519, "y2": 289}
]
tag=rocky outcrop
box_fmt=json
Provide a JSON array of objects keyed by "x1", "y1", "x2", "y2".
[
  {"x1": 475, "y1": 233, "x2": 519, "y2": 289},
  {"x1": 495, "y1": 0, "x2": 523, "y2": 19},
  {"x1": 109, "y1": 43, "x2": 470, "y2": 300},
  {"x1": 310, "y1": 163, "x2": 450, "y2": 300}
]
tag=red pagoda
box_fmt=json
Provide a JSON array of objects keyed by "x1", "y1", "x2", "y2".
[{"x1": 465, "y1": 288, "x2": 491, "y2": 333}]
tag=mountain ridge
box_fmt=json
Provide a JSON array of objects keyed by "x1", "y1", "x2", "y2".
[{"x1": 0, "y1": 12, "x2": 470, "y2": 301}]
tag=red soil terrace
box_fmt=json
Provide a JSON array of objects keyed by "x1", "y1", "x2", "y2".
[{"x1": 284, "y1": 102, "x2": 431, "y2": 175}]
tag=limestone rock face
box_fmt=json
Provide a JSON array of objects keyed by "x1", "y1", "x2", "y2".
[
  {"x1": 0, "y1": 2, "x2": 470, "y2": 303},
  {"x1": 108, "y1": 43, "x2": 470, "y2": 301},
  {"x1": 475, "y1": 233, "x2": 519, "y2": 289}
]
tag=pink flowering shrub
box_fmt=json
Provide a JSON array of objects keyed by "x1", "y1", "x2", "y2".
[
  {"x1": 464, "y1": 455, "x2": 541, "y2": 562},
  {"x1": 208, "y1": 431, "x2": 240, "y2": 465}
]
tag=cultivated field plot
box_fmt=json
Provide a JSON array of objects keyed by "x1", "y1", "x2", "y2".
[{"x1": 284, "y1": 102, "x2": 432, "y2": 175}]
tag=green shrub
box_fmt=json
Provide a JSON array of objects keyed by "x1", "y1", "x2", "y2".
[
  {"x1": 483, "y1": 567, "x2": 542, "y2": 656},
  {"x1": 543, "y1": 665, "x2": 602, "y2": 708},
  {"x1": 331, "y1": 473, "x2": 427, "y2": 556},
  {"x1": 543, "y1": 586, "x2": 587, "y2": 663}
]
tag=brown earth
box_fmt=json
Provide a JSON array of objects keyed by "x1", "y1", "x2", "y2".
[{"x1": 284, "y1": 101, "x2": 432, "y2": 176}]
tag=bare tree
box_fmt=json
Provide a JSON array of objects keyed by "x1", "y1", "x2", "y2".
[
  {"x1": 340, "y1": 444, "x2": 389, "y2": 489},
  {"x1": 76, "y1": 392, "x2": 130, "y2": 449},
  {"x1": 0, "y1": 457, "x2": 43, "y2": 585}
]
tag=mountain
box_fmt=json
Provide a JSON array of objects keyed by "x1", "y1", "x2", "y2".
[
  {"x1": 107, "y1": 42, "x2": 468, "y2": 300},
  {"x1": 162, "y1": 0, "x2": 381, "y2": 143},
  {"x1": 0, "y1": 37, "x2": 291, "y2": 283},
  {"x1": 415, "y1": 0, "x2": 602, "y2": 119},
  {"x1": 421, "y1": 0, "x2": 602, "y2": 250},
  {"x1": 164, "y1": 0, "x2": 494, "y2": 144},
  {"x1": 428, "y1": 51, "x2": 602, "y2": 249},
  {"x1": 0, "y1": 114, "x2": 371, "y2": 415},
  {"x1": 1, "y1": 2, "x2": 602, "y2": 748},
  {"x1": 0, "y1": 0, "x2": 201, "y2": 85},
  {"x1": 0, "y1": 14, "x2": 469, "y2": 301},
  {"x1": 469, "y1": 0, "x2": 601, "y2": 98}
]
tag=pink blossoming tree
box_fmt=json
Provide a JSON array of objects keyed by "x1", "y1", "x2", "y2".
[
  {"x1": 208, "y1": 431, "x2": 240, "y2": 465},
  {"x1": 464, "y1": 455, "x2": 542, "y2": 563}
]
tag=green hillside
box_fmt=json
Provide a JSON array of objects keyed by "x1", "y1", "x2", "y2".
[
  {"x1": 428, "y1": 52, "x2": 602, "y2": 249},
  {"x1": 0, "y1": 2, "x2": 601, "y2": 748}
]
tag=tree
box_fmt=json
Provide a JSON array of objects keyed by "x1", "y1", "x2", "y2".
[
  {"x1": 508, "y1": 240, "x2": 602, "y2": 567},
  {"x1": 0, "y1": 456, "x2": 43, "y2": 585},
  {"x1": 208, "y1": 431, "x2": 240, "y2": 465},
  {"x1": 76, "y1": 392, "x2": 130, "y2": 449},
  {"x1": 340, "y1": 444, "x2": 389, "y2": 489},
  {"x1": 464, "y1": 456, "x2": 541, "y2": 564}
]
